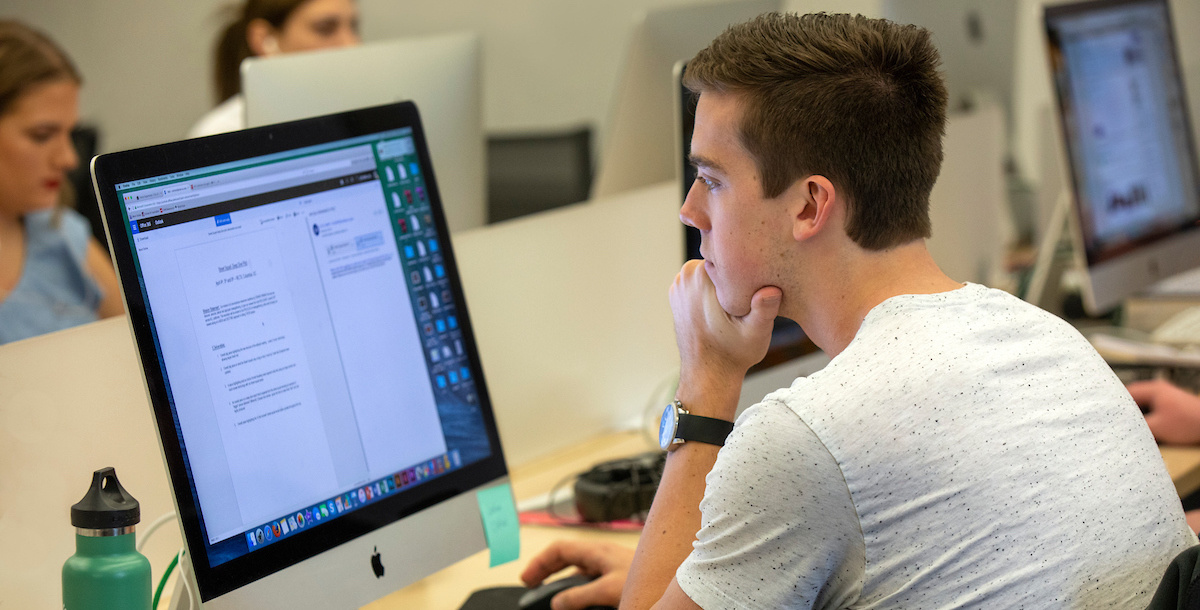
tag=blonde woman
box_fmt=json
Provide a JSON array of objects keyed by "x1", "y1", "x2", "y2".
[{"x1": 0, "y1": 21, "x2": 122, "y2": 345}]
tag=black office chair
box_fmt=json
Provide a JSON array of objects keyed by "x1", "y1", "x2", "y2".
[
  {"x1": 486, "y1": 126, "x2": 593, "y2": 223},
  {"x1": 1147, "y1": 544, "x2": 1200, "y2": 610},
  {"x1": 67, "y1": 125, "x2": 109, "y2": 253}
]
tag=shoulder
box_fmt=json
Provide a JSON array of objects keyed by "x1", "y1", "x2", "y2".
[
  {"x1": 716, "y1": 395, "x2": 830, "y2": 471},
  {"x1": 707, "y1": 399, "x2": 857, "y2": 536},
  {"x1": 681, "y1": 400, "x2": 866, "y2": 607},
  {"x1": 25, "y1": 209, "x2": 90, "y2": 258}
]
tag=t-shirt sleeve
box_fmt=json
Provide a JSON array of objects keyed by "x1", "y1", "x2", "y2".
[{"x1": 675, "y1": 400, "x2": 865, "y2": 610}]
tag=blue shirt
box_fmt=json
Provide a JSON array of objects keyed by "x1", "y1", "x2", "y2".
[{"x1": 0, "y1": 209, "x2": 102, "y2": 344}]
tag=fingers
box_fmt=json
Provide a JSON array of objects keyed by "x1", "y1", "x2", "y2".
[
  {"x1": 744, "y1": 285, "x2": 782, "y2": 327},
  {"x1": 520, "y1": 540, "x2": 582, "y2": 587},
  {"x1": 550, "y1": 574, "x2": 625, "y2": 610},
  {"x1": 520, "y1": 540, "x2": 630, "y2": 588},
  {"x1": 1126, "y1": 379, "x2": 1165, "y2": 408}
]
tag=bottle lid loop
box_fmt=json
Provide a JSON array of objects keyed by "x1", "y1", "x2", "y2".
[{"x1": 71, "y1": 467, "x2": 140, "y2": 530}]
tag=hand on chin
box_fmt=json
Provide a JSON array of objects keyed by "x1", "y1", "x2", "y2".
[{"x1": 670, "y1": 260, "x2": 782, "y2": 396}]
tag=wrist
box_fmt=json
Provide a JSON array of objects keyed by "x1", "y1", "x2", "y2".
[
  {"x1": 659, "y1": 399, "x2": 735, "y2": 451},
  {"x1": 674, "y1": 374, "x2": 741, "y2": 421}
]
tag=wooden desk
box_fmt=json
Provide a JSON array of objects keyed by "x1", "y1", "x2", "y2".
[
  {"x1": 6, "y1": 315, "x2": 1200, "y2": 609},
  {"x1": 365, "y1": 432, "x2": 651, "y2": 609},
  {"x1": 1161, "y1": 445, "x2": 1200, "y2": 498},
  {"x1": 0, "y1": 314, "x2": 653, "y2": 610}
]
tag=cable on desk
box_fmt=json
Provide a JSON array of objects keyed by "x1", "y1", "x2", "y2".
[
  {"x1": 138, "y1": 511, "x2": 178, "y2": 552},
  {"x1": 152, "y1": 550, "x2": 180, "y2": 610}
]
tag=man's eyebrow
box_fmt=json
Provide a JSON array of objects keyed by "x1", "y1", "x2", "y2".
[{"x1": 688, "y1": 153, "x2": 725, "y2": 174}]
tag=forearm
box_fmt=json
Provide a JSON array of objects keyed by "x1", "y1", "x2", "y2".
[{"x1": 620, "y1": 382, "x2": 740, "y2": 610}]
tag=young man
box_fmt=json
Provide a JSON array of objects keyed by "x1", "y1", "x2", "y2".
[{"x1": 522, "y1": 12, "x2": 1195, "y2": 609}]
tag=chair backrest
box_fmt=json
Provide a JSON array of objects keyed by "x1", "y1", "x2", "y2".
[
  {"x1": 487, "y1": 127, "x2": 592, "y2": 223},
  {"x1": 1146, "y1": 543, "x2": 1200, "y2": 610},
  {"x1": 68, "y1": 125, "x2": 107, "y2": 252}
]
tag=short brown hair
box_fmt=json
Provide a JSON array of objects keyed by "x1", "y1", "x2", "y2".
[
  {"x1": 684, "y1": 12, "x2": 947, "y2": 250},
  {"x1": 0, "y1": 20, "x2": 81, "y2": 117}
]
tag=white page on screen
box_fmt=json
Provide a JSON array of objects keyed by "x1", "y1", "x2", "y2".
[{"x1": 176, "y1": 228, "x2": 340, "y2": 534}]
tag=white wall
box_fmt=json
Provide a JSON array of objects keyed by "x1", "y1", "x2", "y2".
[
  {"x1": 11, "y1": 0, "x2": 1193, "y2": 184},
  {"x1": 4, "y1": 0, "x2": 872, "y2": 155}
]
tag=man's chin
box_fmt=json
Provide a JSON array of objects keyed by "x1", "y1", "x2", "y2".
[{"x1": 715, "y1": 292, "x2": 752, "y2": 318}]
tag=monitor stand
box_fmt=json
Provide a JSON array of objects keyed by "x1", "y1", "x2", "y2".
[
  {"x1": 1024, "y1": 189, "x2": 1074, "y2": 318},
  {"x1": 167, "y1": 554, "x2": 197, "y2": 610}
]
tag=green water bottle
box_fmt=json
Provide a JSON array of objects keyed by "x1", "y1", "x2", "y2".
[{"x1": 62, "y1": 467, "x2": 151, "y2": 610}]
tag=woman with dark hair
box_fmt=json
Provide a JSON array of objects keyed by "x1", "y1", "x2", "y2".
[
  {"x1": 0, "y1": 20, "x2": 123, "y2": 344},
  {"x1": 188, "y1": 0, "x2": 360, "y2": 138}
]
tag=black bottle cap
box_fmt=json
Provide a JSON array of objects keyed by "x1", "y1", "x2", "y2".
[{"x1": 71, "y1": 467, "x2": 140, "y2": 529}]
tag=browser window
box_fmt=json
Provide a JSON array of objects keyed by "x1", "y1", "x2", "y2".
[{"x1": 113, "y1": 128, "x2": 487, "y2": 564}]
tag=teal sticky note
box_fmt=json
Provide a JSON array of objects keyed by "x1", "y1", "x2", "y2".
[{"x1": 476, "y1": 482, "x2": 520, "y2": 567}]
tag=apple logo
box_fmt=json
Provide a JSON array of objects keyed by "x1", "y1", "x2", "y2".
[{"x1": 370, "y1": 546, "x2": 385, "y2": 578}]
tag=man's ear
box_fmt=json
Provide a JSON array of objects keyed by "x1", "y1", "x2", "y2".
[{"x1": 792, "y1": 175, "x2": 838, "y2": 242}]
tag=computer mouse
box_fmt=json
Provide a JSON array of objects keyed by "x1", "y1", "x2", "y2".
[{"x1": 517, "y1": 573, "x2": 613, "y2": 610}]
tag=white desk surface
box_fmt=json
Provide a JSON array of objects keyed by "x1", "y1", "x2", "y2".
[{"x1": 365, "y1": 432, "x2": 650, "y2": 609}]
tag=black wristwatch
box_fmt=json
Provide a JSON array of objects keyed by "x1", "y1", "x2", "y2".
[{"x1": 658, "y1": 400, "x2": 734, "y2": 451}]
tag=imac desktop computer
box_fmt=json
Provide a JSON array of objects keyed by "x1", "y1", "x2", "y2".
[
  {"x1": 90, "y1": 102, "x2": 511, "y2": 607},
  {"x1": 1044, "y1": 0, "x2": 1200, "y2": 315},
  {"x1": 591, "y1": 0, "x2": 778, "y2": 199},
  {"x1": 882, "y1": 0, "x2": 1019, "y2": 121},
  {"x1": 241, "y1": 33, "x2": 486, "y2": 234}
]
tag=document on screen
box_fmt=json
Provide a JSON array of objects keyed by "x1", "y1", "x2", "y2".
[{"x1": 176, "y1": 228, "x2": 340, "y2": 530}]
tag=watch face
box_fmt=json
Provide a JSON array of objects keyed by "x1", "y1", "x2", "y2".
[{"x1": 659, "y1": 403, "x2": 677, "y2": 450}]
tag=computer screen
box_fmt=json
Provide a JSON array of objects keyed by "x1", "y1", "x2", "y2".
[
  {"x1": 1045, "y1": 0, "x2": 1200, "y2": 313},
  {"x1": 91, "y1": 102, "x2": 508, "y2": 607},
  {"x1": 242, "y1": 33, "x2": 486, "y2": 234}
]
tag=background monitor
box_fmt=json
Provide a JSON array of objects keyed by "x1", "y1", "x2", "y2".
[
  {"x1": 91, "y1": 102, "x2": 509, "y2": 608},
  {"x1": 241, "y1": 33, "x2": 486, "y2": 234},
  {"x1": 1045, "y1": 0, "x2": 1200, "y2": 314},
  {"x1": 882, "y1": 0, "x2": 1019, "y2": 124},
  {"x1": 591, "y1": 0, "x2": 779, "y2": 199}
]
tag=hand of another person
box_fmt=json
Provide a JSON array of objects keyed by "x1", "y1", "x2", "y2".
[
  {"x1": 1186, "y1": 509, "x2": 1200, "y2": 535},
  {"x1": 669, "y1": 260, "x2": 782, "y2": 419},
  {"x1": 1127, "y1": 379, "x2": 1200, "y2": 445},
  {"x1": 519, "y1": 540, "x2": 634, "y2": 610}
]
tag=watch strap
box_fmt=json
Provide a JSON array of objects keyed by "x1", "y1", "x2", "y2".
[{"x1": 675, "y1": 410, "x2": 734, "y2": 447}]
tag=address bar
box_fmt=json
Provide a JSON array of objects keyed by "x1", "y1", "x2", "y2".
[{"x1": 128, "y1": 157, "x2": 359, "y2": 213}]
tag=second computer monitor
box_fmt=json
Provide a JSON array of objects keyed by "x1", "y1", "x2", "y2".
[
  {"x1": 592, "y1": 0, "x2": 779, "y2": 199},
  {"x1": 241, "y1": 33, "x2": 486, "y2": 234},
  {"x1": 1045, "y1": 0, "x2": 1200, "y2": 313}
]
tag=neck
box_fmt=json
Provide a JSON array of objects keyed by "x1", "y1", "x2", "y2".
[
  {"x1": 786, "y1": 239, "x2": 962, "y2": 357},
  {"x1": 0, "y1": 212, "x2": 20, "y2": 249}
]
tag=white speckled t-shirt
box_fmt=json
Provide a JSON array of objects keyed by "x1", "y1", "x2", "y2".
[{"x1": 676, "y1": 283, "x2": 1196, "y2": 609}]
